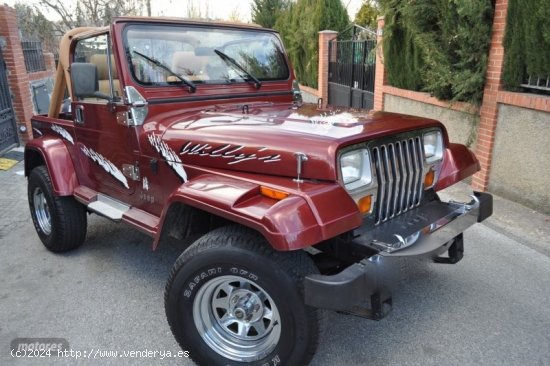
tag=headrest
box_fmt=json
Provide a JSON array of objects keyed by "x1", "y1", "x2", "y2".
[{"x1": 90, "y1": 53, "x2": 118, "y2": 79}]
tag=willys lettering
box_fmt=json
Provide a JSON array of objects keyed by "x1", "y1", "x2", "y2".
[{"x1": 180, "y1": 142, "x2": 281, "y2": 165}]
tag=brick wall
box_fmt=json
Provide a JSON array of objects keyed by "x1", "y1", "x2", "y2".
[
  {"x1": 28, "y1": 53, "x2": 56, "y2": 82},
  {"x1": 0, "y1": 5, "x2": 56, "y2": 144}
]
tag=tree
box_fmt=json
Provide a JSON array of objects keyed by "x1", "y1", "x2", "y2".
[
  {"x1": 251, "y1": 0, "x2": 287, "y2": 28},
  {"x1": 184, "y1": 0, "x2": 212, "y2": 19},
  {"x1": 144, "y1": 0, "x2": 151, "y2": 17},
  {"x1": 14, "y1": 3, "x2": 57, "y2": 52},
  {"x1": 275, "y1": 0, "x2": 349, "y2": 88},
  {"x1": 503, "y1": 0, "x2": 550, "y2": 90},
  {"x1": 354, "y1": 1, "x2": 379, "y2": 29},
  {"x1": 37, "y1": 0, "x2": 145, "y2": 32},
  {"x1": 380, "y1": 0, "x2": 494, "y2": 104}
]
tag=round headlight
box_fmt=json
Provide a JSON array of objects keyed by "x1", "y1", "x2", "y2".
[
  {"x1": 423, "y1": 131, "x2": 443, "y2": 163},
  {"x1": 340, "y1": 149, "x2": 372, "y2": 190}
]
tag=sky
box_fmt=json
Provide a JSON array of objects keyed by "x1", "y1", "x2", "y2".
[{"x1": 3, "y1": 0, "x2": 365, "y2": 23}]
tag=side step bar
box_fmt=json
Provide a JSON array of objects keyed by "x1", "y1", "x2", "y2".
[
  {"x1": 73, "y1": 186, "x2": 160, "y2": 237},
  {"x1": 87, "y1": 194, "x2": 130, "y2": 221}
]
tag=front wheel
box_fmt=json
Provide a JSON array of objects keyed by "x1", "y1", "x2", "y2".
[
  {"x1": 165, "y1": 226, "x2": 324, "y2": 366},
  {"x1": 28, "y1": 166, "x2": 87, "y2": 252}
]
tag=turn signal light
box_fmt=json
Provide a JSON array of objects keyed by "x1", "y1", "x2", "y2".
[
  {"x1": 260, "y1": 186, "x2": 289, "y2": 200},
  {"x1": 358, "y1": 195, "x2": 372, "y2": 214},
  {"x1": 424, "y1": 168, "x2": 435, "y2": 188}
]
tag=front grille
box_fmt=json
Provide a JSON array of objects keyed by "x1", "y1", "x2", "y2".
[{"x1": 372, "y1": 136, "x2": 424, "y2": 224}]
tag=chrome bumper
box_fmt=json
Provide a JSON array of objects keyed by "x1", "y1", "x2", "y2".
[
  {"x1": 304, "y1": 191, "x2": 493, "y2": 318},
  {"x1": 352, "y1": 191, "x2": 492, "y2": 257}
]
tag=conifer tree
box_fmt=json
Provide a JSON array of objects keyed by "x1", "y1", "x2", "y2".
[
  {"x1": 354, "y1": 1, "x2": 379, "y2": 29},
  {"x1": 380, "y1": 0, "x2": 493, "y2": 104},
  {"x1": 503, "y1": 0, "x2": 550, "y2": 90},
  {"x1": 251, "y1": 0, "x2": 287, "y2": 28},
  {"x1": 275, "y1": 0, "x2": 349, "y2": 88}
]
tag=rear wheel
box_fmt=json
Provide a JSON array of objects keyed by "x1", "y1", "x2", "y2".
[
  {"x1": 165, "y1": 226, "x2": 324, "y2": 365},
  {"x1": 28, "y1": 166, "x2": 87, "y2": 252}
]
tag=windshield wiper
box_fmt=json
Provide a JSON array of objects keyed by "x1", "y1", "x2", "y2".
[
  {"x1": 133, "y1": 50, "x2": 196, "y2": 93},
  {"x1": 213, "y1": 49, "x2": 262, "y2": 89}
]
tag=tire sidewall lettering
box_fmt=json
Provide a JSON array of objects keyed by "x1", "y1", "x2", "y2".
[
  {"x1": 182, "y1": 266, "x2": 223, "y2": 298},
  {"x1": 261, "y1": 354, "x2": 282, "y2": 366},
  {"x1": 229, "y1": 266, "x2": 259, "y2": 281},
  {"x1": 182, "y1": 265, "x2": 260, "y2": 299}
]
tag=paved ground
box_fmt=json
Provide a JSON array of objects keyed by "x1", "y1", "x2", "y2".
[{"x1": 1, "y1": 156, "x2": 549, "y2": 366}]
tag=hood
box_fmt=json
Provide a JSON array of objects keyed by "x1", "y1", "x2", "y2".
[{"x1": 146, "y1": 103, "x2": 444, "y2": 181}]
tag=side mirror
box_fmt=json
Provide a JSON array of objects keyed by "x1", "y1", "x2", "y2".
[{"x1": 71, "y1": 62, "x2": 110, "y2": 100}]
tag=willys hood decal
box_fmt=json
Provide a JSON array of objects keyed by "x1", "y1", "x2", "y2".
[{"x1": 145, "y1": 103, "x2": 444, "y2": 181}]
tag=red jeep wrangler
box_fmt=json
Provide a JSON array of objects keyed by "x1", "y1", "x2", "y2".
[{"x1": 25, "y1": 17, "x2": 492, "y2": 366}]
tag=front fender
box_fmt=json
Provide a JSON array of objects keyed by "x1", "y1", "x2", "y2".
[
  {"x1": 154, "y1": 174, "x2": 361, "y2": 251},
  {"x1": 435, "y1": 143, "x2": 480, "y2": 191},
  {"x1": 25, "y1": 137, "x2": 79, "y2": 196}
]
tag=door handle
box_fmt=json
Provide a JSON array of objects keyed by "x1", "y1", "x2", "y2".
[{"x1": 75, "y1": 105, "x2": 85, "y2": 124}]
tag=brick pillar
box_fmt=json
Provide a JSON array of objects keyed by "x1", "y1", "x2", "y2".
[
  {"x1": 373, "y1": 16, "x2": 386, "y2": 111},
  {"x1": 471, "y1": 0, "x2": 508, "y2": 191},
  {"x1": 0, "y1": 5, "x2": 33, "y2": 143},
  {"x1": 318, "y1": 30, "x2": 337, "y2": 108}
]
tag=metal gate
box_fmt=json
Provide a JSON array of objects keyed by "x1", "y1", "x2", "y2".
[
  {"x1": 328, "y1": 26, "x2": 376, "y2": 110},
  {"x1": 0, "y1": 48, "x2": 19, "y2": 154}
]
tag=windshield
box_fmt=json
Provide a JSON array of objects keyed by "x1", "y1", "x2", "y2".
[{"x1": 125, "y1": 24, "x2": 289, "y2": 86}]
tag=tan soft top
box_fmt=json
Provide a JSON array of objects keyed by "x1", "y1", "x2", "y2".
[
  {"x1": 113, "y1": 16, "x2": 264, "y2": 29},
  {"x1": 48, "y1": 27, "x2": 106, "y2": 117}
]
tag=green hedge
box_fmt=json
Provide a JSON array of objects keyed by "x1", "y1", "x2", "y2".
[
  {"x1": 503, "y1": 0, "x2": 550, "y2": 90},
  {"x1": 275, "y1": 0, "x2": 349, "y2": 88},
  {"x1": 381, "y1": 0, "x2": 494, "y2": 104}
]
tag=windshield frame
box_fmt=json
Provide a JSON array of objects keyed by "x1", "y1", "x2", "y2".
[{"x1": 122, "y1": 22, "x2": 291, "y2": 89}]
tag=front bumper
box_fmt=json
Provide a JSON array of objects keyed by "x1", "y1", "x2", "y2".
[{"x1": 304, "y1": 191, "x2": 492, "y2": 319}]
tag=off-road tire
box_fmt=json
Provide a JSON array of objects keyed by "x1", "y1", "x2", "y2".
[
  {"x1": 165, "y1": 226, "x2": 325, "y2": 366},
  {"x1": 28, "y1": 166, "x2": 87, "y2": 252}
]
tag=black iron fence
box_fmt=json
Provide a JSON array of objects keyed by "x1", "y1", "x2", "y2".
[
  {"x1": 328, "y1": 38, "x2": 377, "y2": 109},
  {"x1": 329, "y1": 39, "x2": 376, "y2": 90},
  {"x1": 21, "y1": 40, "x2": 46, "y2": 73},
  {"x1": 0, "y1": 48, "x2": 19, "y2": 153},
  {"x1": 521, "y1": 75, "x2": 550, "y2": 94}
]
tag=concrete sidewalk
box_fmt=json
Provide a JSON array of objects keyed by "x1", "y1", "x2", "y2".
[
  {"x1": 438, "y1": 181, "x2": 550, "y2": 257},
  {"x1": 0, "y1": 150, "x2": 29, "y2": 243}
]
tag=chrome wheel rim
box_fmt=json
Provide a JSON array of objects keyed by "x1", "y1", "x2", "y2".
[
  {"x1": 33, "y1": 187, "x2": 51, "y2": 235},
  {"x1": 193, "y1": 275, "x2": 281, "y2": 362}
]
